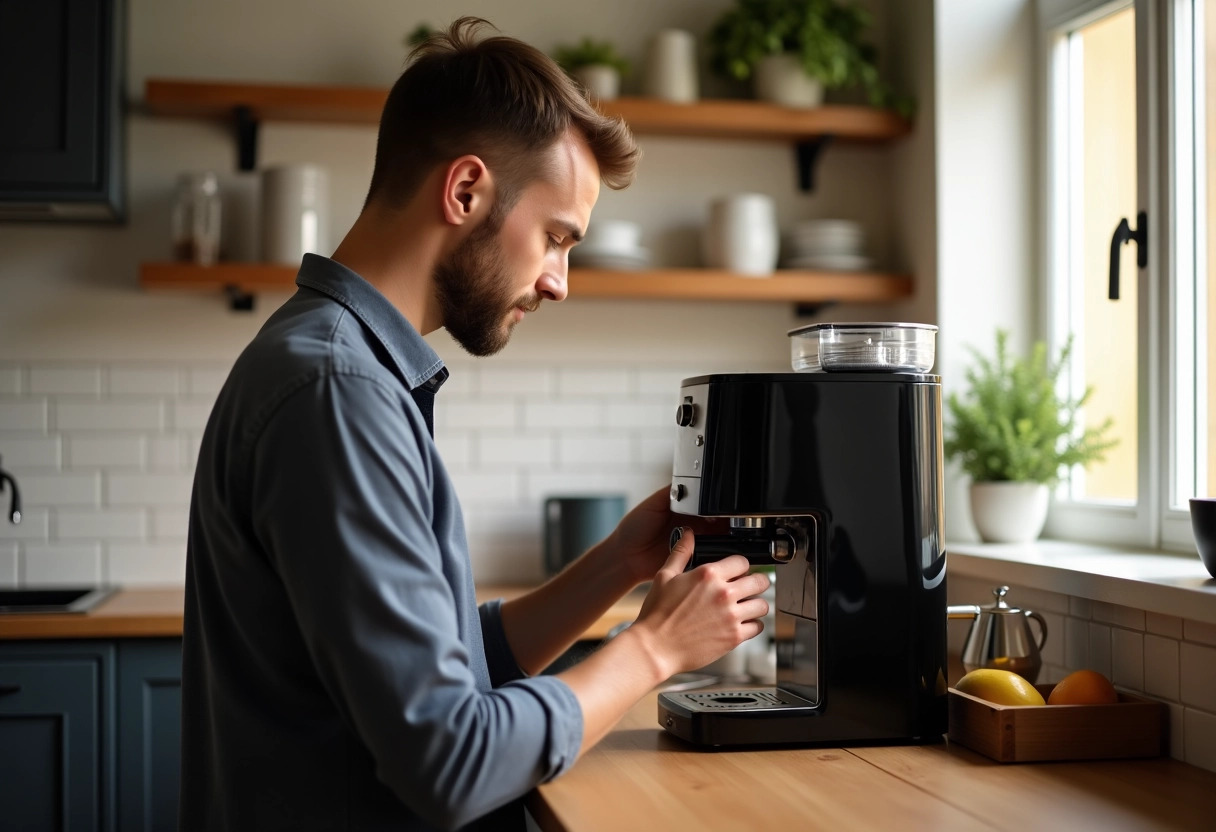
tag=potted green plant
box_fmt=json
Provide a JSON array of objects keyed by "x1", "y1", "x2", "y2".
[
  {"x1": 707, "y1": 0, "x2": 908, "y2": 112},
  {"x1": 555, "y1": 38, "x2": 631, "y2": 101},
  {"x1": 403, "y1": 23, "x2": 434, "y2": 50},
  {"x1": 945, "y1": 330, "x2": 1118, "y2": 543}
]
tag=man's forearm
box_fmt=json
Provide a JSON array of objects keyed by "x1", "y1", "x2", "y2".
[{"x1": 499, "y1": 538, "x2": 638, "y2": 675}]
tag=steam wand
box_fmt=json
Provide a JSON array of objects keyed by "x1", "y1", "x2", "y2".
[{"x1": 0, "y1": 456, "x2": 21, "y2": 524}]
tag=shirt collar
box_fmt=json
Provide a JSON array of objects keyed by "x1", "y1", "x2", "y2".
[{"x1": 295, "y1": 253, "x2": 448, "y2": 392}]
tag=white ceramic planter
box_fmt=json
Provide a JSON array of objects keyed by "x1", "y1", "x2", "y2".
[
  {"x1": 573, "y1": 64, "x2": 621, "y2": 101},
  {"x1": 753, "y1": 54, "x2": 824, "y2": 108},
  {"x1": 969, "y1": 481, "x2": 1050, "y2": 543}
]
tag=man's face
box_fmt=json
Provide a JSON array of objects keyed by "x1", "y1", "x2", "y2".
[{"x1": 435, "y1": 131, "x2": 600, "y2": 357}]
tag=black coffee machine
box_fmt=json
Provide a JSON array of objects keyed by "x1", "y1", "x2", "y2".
[{"x1": 658, "y1": 323, "x2": 948, "y2": 746}]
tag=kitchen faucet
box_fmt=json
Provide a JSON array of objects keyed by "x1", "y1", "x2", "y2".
[{"x1": 0, "y1": 456, "x2": 21, "y2": 524}]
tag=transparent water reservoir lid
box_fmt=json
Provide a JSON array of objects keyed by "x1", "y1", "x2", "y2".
[{"x1": 788, "y1": 322, "x2": 938, "y2": 373}]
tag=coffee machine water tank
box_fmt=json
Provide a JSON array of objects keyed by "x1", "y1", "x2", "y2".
[{"x1": 659, "y1": 354, "x2": 948, "y2": 747}]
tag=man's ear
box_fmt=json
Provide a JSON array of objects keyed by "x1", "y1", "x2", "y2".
[{"x1": 441, "y1": 155, "x2": 493, "y2": 228}]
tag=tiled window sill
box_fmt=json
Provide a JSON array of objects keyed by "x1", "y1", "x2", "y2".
[{"x1": 948, "y1": 540, "x2": 1216, "y2": 625}]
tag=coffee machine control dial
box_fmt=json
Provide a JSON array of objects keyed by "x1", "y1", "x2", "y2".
[{"x1": 675, "y1": 400, "x2": 697, "y2": 427}]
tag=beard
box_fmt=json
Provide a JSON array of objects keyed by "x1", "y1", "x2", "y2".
[{"x1": 434, "y1": 219, "x2": 541, "y2": 357}]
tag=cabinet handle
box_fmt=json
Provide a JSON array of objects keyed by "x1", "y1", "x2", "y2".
[{"x1": 0, "y1": 684, "x2": 20, "y2": 696}]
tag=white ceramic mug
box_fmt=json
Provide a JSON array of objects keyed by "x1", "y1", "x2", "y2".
[
  {"x1": 644, "y1": 29, "x2": 698, "y2": 103},
  {"x1": 260, "y1": 164, "x2": 329, "y2": 265},
  {"x1": 703, "y1": 193, "x2": 779, "y2": 276}
]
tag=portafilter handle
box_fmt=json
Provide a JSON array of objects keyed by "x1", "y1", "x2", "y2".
[{"x1": 668, "y1": 527, "x2": 789, "y2": 570}]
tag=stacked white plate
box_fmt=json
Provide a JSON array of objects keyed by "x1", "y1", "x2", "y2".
[
  {"x1": 569, "y1": 219, "x2": 652, "y2": 271},
  {"x1": 782, "y1": 219, "x2": 873, "y2": 271}
]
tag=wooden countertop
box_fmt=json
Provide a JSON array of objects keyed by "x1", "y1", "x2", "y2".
[
  {"x1": 0, "y1": 586, "x2": 643, "y2": 641},
  {"x1": 528, "y1": 689, "x2": 1216, "y2": 831}
]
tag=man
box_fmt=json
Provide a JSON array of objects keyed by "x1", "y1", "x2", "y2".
[{"x1": 180, "y1": 17, "x2": 769, "y2": 832}]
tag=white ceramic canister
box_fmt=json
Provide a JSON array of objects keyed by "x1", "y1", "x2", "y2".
[
  {"x1": 702, "y1": 193, "x2": 780, "y2": 276},
  {"x1": 260, "y1": 164, "x2": 329, "y2": 266},
  {"x1": 644, "y1": 29, "x2": 698, "y2": 103}
]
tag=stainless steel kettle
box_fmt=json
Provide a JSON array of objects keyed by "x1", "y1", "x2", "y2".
[{"x1": 947, "y1": 586, "x2": 1048, "y2": 683}]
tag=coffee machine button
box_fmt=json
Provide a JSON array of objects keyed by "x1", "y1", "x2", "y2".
[
  {"x1": 695, "y1": 434, "x2": 704, "y2": 446},
  {"x1": 670, "y1": 483, "x2": 687, "y2": 501},
  {"x1": 675, "y1": 402, "x2": 696, "y2": 427}
]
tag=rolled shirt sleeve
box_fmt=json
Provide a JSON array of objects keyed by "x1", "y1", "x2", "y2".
[{"x1": 251, "y1": 371, "x2": 582, "y2": 829}]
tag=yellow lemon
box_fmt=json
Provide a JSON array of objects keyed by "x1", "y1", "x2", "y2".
[{"x1": 955, "y1": 668, "x2": 1046, "y2": 706}]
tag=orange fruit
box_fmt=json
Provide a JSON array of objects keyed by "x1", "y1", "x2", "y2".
[
  {"x1": 1047, "y1": 669, "x2": 1118, "y2": 705},
  {"x1": 955, "y1": 668, "x2": 1046, "y2": 706}
]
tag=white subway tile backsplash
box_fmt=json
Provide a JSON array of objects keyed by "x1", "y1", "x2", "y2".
[
  {"x1": 108, "y1": 543, "x2": 187, "y2": 585},
  {"x1": 437, "y1": 366, "x2": 476, "y2": 396},
  {"x1": 1185, "y1": 708, "x2": 1216, "y2": 772},
  {"x1": 170, "y1": 399, "x2": 216, "y2": 432},
  {"x1": 186, "y1": 367, "x2": 231, "y2": 396},
  {"x1": 433, "y1": 431, "x2": 473, "y2": 470},
  {"x1": 150, "y1": 509, "x2": 190, "y2": 540},
  {"x1": 522, "y1": 401, "x2": 602, "y2": 430},
  {"x1": 557, "y1": 367, "x2": 630, "y2": 396},
  {"x1": 1088, "y1": 623, "x2": 1112, "y2": 677},
  {"x1": 57, "y1": 509, "x2": 146, "y2": 540},
  {"x1": 1038, "y1": 611, "x2": 1064, "y2": 666},
  {"x1": 0, "y1": 436, "x2": 61, "y2": 468},
  {"x1": 558, "y1": 435, "x2": 632, "y2": 467},
  {"x1": 1180, "y1": 642, "x2": 1216, "y2": 712},
  {"x1": 0, "y1": 400, "x2": 48, "y2": 431},
  {"x1": 107, "y1": 367, "x2": 181, "y2": 395},
  {"x1": 56, "y1": 400, "x2": 164, "y2": 432},
  {"x1": 1092, "y1": 601, "x2": 1145, "y2": 631},
  {"x1": 1145, "y1": 634, "x2": 1180, "y2": 701},
  {"x1": 1065, "y1": 616, "x2": 1089, "y2": 668},
  {"x1": 638, "y1": 436, "x2": 674, "y2": 467},
  {"x1": 1069, "y1": 596, "x2": 1093, "y2": 619},
  {"x1": 1111, "y1": 628, "x2": 1144, "y2": 690},
  {"x1": 146, "y1": 437, "x2": 185, "y2": 470},
  {"x1": 0, "y1": 367, "x2": 21, "y2": 395},
  {"x1": 0, "y1": 509, "x2": 50, "y2": 541},
  {"x1": 478, "y1": 366, "x2": 551, "y2": 396},
  {"x1": 1146, "y1": 612, "x2": 1184, "y2": 639},
  {"x1": 1002, "y1": 584, "x2": 1070, "y2": 615},
  {"x1": 636, "y1": 368, "x2": 697, "y2": 396},
  {"x1": 69, "y1": 436, "x2": 144, "y2": 468},
  {"x1": 480, "y1": 434, "x2": 554, "y2": 467},
  {"x1": 1183, "y1": 619, "x2": 1216, "y2": 647},
  {"x1": 0, "y1": 544, "x2": 17, "y2": 586},
  {"x1": 606, "y1": 401, "x2": 671, "y2": 430},
  {"x1": 441, "y1": 400, "x2": 518, "y2": 430},
  {"x1": 1169, "y1": 703, "x2": 1186, "y2": 761},
  {"x1": 448, "y1": 471, "x2": 523, "y2": 506},
  {"x1": 23, "y1": 543, "x2": 102, "y2": 585},
  {"x1": 107, "y1": 473, "x2": 194, "y2": 507},
  {"x1": 18, "y1": 473, "x2": 100, "y2": 507},
  {"x1": 29, "y1": 366, "x2": 101, "y2": 396}
]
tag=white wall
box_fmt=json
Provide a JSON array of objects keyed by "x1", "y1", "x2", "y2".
[{"x1": 0, "y1": 0, "x2": 917, "y2": 586}]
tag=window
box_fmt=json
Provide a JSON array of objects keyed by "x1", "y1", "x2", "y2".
[{"x1": 1041, "y1": 0, "x2": 1211, "y2": 550}]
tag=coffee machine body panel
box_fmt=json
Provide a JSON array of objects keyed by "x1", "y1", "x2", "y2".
[{"x1": 661, "y1": 372, "x2": 948, "y2": 746}]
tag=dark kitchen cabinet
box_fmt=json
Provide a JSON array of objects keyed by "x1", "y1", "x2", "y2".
[
  {"x1": 0, "y1": 641, "x2": 117, "y2": 832},
  {"x1": 0, "y1": 638, "x2": 183, "y2": 832},
  {"x1": 0, "y1": 0, "x2": 125, "y2": 221}
]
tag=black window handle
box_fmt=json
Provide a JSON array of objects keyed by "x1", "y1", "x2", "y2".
[{"x1": 1109, "y1": 211, "x2": 1147, "y2": 300}]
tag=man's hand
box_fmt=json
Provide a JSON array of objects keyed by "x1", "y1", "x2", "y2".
[
  {"x1": 605, "y1": 486, "x2": 726, "y2": 587},
  {"x1": 627, "y1": 527, "x2": 770, "y2": 679}
]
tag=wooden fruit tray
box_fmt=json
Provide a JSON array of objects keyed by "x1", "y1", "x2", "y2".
[{"x1": 947, "y1": 684, "x2": 1168, "y2": 763}]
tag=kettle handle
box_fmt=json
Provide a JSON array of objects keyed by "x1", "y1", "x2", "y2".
[{"x1": 1025, "y1": 610, "x2": 1048, "y2": 650}]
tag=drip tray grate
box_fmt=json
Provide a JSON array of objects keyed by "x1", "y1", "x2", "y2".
[{"x1": 672, "y1": 689, "x2": 793, "y2": 710}]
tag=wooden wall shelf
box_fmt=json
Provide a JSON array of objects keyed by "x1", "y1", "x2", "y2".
[
  {"x1": 139, "y1": 263, "x2": 912, "y2": 308},
  {"x1": 143, "y1": 79, "x2": 910, "y2": 143}
]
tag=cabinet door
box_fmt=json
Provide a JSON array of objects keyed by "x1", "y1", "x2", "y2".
[
  {"x1": 0, "y1": 0, "x2": 124, "y2": 220},
  {"x1": 0, "y1": 642, "x2": 116, "y2": 832},
  {"x1": 116, "y1": 639, "x2": 181, "y2": 832}
]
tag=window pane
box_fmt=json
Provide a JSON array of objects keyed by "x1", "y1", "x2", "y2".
[{"x1": 1069, "y1": 7, "x2": 1139, "y2": 502}]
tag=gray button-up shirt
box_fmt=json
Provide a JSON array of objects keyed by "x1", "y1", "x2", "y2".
[{"x1": 180, "y1": 255, "x2": 583, "y2": 831}]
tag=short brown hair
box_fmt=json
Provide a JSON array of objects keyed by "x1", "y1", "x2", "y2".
[{"x1": 365, "y1": 17, "x2": 640, "y2": 211}]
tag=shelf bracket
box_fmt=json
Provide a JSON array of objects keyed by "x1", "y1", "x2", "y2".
[
  {"x1": 234, "y1": 105, "x2": 260, "y2": 171},
  {"x1": 794, "y1": 301, "x2": 837, "y2": 318},
  {"x1": 225, "y1": 285, "x2": 255, "y2": 312},
  {"x1": 795, "y1": 135, "x2": 834, "y2": 192}
]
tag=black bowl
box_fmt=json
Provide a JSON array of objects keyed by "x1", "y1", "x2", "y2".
[{"x1": 1191, "y1": 498, "x2": 1216, "y2": 579}]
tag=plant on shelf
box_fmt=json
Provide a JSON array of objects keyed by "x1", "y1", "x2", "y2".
[
  {"x1": 555, "y1": 37, "x2": 631, "y2": 101},
  {"x1": 707, "y1": 0, "x2": 911, "y2": 114},
  {"x1": 403, "y1": 23, "x2": 435, "y2": 50},
  {"x1": 944, "y1": 330, "x2": 1118, "y2": 543}
]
